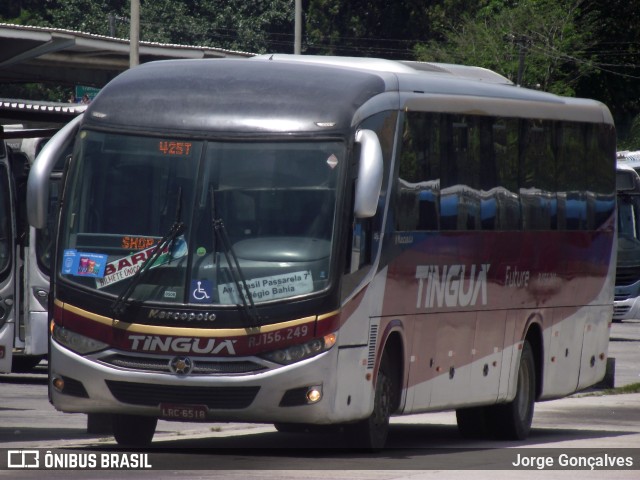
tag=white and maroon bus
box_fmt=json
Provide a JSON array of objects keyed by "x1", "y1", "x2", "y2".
[{"x1": 27, "y1": 55, "x2": 616, "y2": 449}]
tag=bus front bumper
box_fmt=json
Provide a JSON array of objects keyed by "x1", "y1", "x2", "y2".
[
  {"x1": 48, "y1": 338, "x2": 372, "y2": 425},
  {"x1": 613, "y1": 281, "x2": 640, "y2": 321}
]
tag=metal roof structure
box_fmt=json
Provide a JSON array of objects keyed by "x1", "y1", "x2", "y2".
[
  {"x1": 0, "y1": 98, "x2": 86, "y2": 126},
  {"x1": 0, "y1": 22, "x2": 254, "y2": 88}
]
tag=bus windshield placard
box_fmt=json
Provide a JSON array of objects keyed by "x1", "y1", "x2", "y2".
[{"x1": 158, "y1": 141, "x2": 192, "y2": 156}]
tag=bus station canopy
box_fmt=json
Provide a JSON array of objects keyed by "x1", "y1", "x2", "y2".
[
  {"x1": 0, "y1": 98, "x2": 85, "y2": 128},
  {"x1": 0, "y1": 22, "x2": 253, "y2": 88}
]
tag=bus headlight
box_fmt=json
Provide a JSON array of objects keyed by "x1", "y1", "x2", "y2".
[
  {"x1": 260, "y1": 333, "x2": 337, "y2": 365},
  {"x1": 52, "y1": 324, "x2": 108, "y2": 355}
]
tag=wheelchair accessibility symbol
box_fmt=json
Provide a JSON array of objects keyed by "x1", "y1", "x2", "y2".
[{"x1": 190, "y1": 280, "x2": 213, "y2": 303}]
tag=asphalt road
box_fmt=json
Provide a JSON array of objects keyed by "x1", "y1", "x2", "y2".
[{"x1": 0, "y1": 320, "x2": 638, "y2": 479}]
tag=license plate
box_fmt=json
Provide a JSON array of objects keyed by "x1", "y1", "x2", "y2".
[{"x1": 160, "y1": 403, "x2": 208, "y2": 421}]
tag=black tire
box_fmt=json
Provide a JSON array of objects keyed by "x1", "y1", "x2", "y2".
[
  {"x1": 112, "y1": 414, "x2": 157, "y2": 447},
  {"x1": 87, "y1": 413, "x2": 114, "y2": 434},
  {"x1": 487, "y1": 340, "x2": 536, "y2": 440},
  {"x1": 11, "y1": 355, "x2": 44, "y2": 373},
  {"x1": 273, "y1": 423, "x2": 309, "y2": 433},
  {"x1": 455, "y1": 406, "x2": 490, "y2": 439},
  {"x1": 348, "y1": 353, "x2": 395, "y2": 451}
]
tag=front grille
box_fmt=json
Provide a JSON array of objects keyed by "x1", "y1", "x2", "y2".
[
  {"x1": 101, "y1": 354, "x2": 267, "y2": 375},
  {"x1": 615, "y1": 292, "x2": 631, "y2": 301},
  {"x1": 105, "y1": 380, "x2": 260, "y2": 409},
  {"x1": 615, "y1": 266, "x2": 640, "y2": 287},
  {"x1": 613, "y1": 305, "x2": 630, "y2": 317}
]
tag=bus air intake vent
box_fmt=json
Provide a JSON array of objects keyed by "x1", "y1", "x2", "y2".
[
  {"x1": 100, "y1": 354, "x2": 267, "y2": 375},
  {"x1": 615, "y1": 265, "x2": 640, "y2": 287},
  {"x1": 613, "y1": 305, "x2": 630, "y2": 317},
  {"x1": 105, "y1": 380, "x2": 260, "y2": 409},
  {"x1": 367, "y1": 324, "x2": 378, "y2": 369}
]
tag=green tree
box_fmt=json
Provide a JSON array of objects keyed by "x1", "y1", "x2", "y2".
[
  {"x1": 578, "y1": 0, "x2": 640, "y2": 145},
  {"x1": 0, "y1": 0, "x2": 50, "y2": 24},
  {"x1": 414, "y1": 0, "x2": 597, "y2": 96},
  {"x1": 305, "y1": 0, "x2": 437, "y2": 59},
  {"x1": 24, "y1": 1, "x2": 127, "y2": 35},
  {"x1": 623, "y1": 115, "x2": 640, "y2": 150},
  {"x1": 174, "y1": 0, "x2": 295, "y2": 53},
  {"x1": 4, "y1": 0, "x2": 640, "y2": 141},
  {"x1": 20, "y1": 0, "x2": 295, "y2": 54}
]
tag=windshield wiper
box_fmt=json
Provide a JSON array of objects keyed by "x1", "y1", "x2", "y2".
[
  {"x1": 209, "y1": 185, "x2": 260, "y2": 327},
  {"x1": 111, "y1": 188, "x2": 185, "y2": 316}
]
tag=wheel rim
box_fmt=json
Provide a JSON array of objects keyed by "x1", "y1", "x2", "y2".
[
  {"x1": 372, "y1": 369, "x2": 392, "y2": 429},
  {"x1": 516, "y1": 353, "x2": 532, "y2": 421}
]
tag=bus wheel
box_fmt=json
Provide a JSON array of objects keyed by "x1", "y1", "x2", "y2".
[
  {"x1": 348, "y1": 353, "x2": 394, "y2": 451},
  {"x1": 488, "y1": 340, "x2": 535, "y2": 440},
  {"x1": 87, "y1": 413, "x2": 113, "y2": 434},
  {"x1": 112, "y1": 414, "x2": 157, "y2": 447},
  {"x1": 274, "y1": 423, "x2": 309, "y2": 433},
  {"x1": 455, "y1": 406, "x2": 489, "y2": 439},
  {"x1": 11, "y1": 355, "x2": 44, "y2": 373}
]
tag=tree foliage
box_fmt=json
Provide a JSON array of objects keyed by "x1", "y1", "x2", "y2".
[
  {"x1": 578, "y1": 0, "x2": 640, "y2": 145},
  {"x1": 414, "y1": 0, "x2": 597, "y2": 96},
  {"x1": 2, "y1": 1, "x2": 294, "y2": 53},
  {"x1": 304, "y1": 0, "x2": 432, "y2": 58},
  {"x1": 2, "y1": 0, "x2": 640, "y2": 144}
]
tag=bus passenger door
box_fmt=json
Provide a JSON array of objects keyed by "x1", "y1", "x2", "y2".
[{"x1": 0, "y1": 142, "x2": 16, "y2": 373}]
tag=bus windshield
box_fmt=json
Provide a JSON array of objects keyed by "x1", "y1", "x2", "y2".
[
  {"x1": 58, "y1": 130, "x2": 342, "y2": 307},
  {"x1": 35, "y1": 138, "x2": 70, "y2": 277},
  {"x1": 618, "y1": 194, "x2": 640, "y2": 241}
]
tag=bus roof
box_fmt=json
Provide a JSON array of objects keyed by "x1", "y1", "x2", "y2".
[
  {"x1": 254, "y1": 54, "x2": 515, "y2": 85},
  {"x1": 82, "y1": 56, "x2": 613, "y2": 136},
  {"x1": 617, "y1": 151, "x2": 640, "y2": 173}
]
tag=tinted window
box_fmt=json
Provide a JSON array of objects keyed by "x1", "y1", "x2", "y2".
[
  {"x1": 0, "y1": 163, "x2": 12, "y2": 279},
  {"x1": 397, "y1": 112, "x2": 615, "y2": 232}
]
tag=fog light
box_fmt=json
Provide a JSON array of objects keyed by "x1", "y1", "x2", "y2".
[
  {"x1": 306, "y1": 386, "x2": 322, "y2": 404},
  {"x1": 52, "y1": 377, "x2": 65, "y2": 392},
  {"x1": 280, "y1": 385, "x2": 324, "y2": 407}
]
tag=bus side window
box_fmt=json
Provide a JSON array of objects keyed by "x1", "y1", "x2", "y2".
[
  {"x1": 343, "y1": 111, "x2": 396, "y2": 291},
  {"x1": 0, "y1": 162, "x2": 13, "y2": 279},
  {"x1": 349, "y1": 218, "x2": 372, "y2": 273},
  {"x1": 9, "y1": 149, "x2": 29, "y2": 247},
  {"x1": 396, "y1": 112, "x2": 441, "y2": 232},
  {"x1": 346, "y1": 142, "x2": 369, "y2": 274}
]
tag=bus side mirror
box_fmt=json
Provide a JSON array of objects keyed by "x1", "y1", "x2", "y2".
[
  {"x1": 27, "y1": 115, "x2": 82, "y2": 229},
  {"x1": 617, "y1": 169, "x2": 638, "y2": 191},
  {"x1": 354, "y1": 129, "x2": 383, "y2": 218}
]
